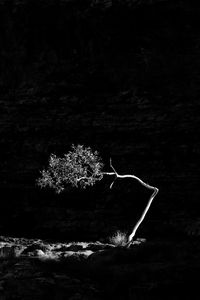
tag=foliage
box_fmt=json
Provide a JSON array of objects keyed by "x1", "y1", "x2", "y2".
[
  {"x1": 37, "y1": 144, "x2": 104, "y2": 193},
  {"x1": 109, "y1": 230, "x2": 128, "y2": 247}
]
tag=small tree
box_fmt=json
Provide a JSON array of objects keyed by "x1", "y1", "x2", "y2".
[{"x1": 37, "y1": 144, "x2": 159, "y2": 245}]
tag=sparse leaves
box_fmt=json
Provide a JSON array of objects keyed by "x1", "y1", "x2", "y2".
[{"x1": 37, "y1": 144, "x2": 104, "y2": 193}]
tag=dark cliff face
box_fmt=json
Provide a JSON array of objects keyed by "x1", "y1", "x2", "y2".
[{"x1": 0, "y1": 1, "x2": 199, "y2": 240}]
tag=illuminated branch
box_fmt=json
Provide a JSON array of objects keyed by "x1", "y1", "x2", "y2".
[{"x1": 103, "y1": 160, "x2": 159, "y2": 244}]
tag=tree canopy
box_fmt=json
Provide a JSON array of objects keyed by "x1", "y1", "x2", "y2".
[{"x1": 37, "y1": 144, "x2": 104, "y2": 193}]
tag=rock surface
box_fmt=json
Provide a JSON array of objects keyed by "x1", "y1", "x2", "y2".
[{"x1": 0, "y1": 236, "x2": 200, "y2": 299}]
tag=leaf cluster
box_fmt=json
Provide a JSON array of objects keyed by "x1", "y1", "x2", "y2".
[{"x1": 37, "y1": 144, "x2": 104, "y2": 193}]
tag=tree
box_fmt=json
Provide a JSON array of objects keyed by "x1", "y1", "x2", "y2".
[{"x1": 37, "y1": 144, "x2": 159, "y2": 245}]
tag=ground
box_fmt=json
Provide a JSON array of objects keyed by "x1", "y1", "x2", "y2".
[{"x1": 0, "y1": 235, "x2": 200, "y2": 299}]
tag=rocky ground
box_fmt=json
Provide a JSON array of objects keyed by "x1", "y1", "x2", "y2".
[{"x1": 0, "y1": 235, "x2": 200, "y2": 299}]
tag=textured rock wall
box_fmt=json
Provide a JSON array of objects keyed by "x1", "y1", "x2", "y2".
[{"x1": 0, "y1": 1, "x2": 199, "y2": 240}]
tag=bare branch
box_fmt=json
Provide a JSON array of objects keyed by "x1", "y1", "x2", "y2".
[
  {"x1": 110, "y1": 177, "x2": 117, "y2": 189},
  {"x1": 109, "y1": 158, "x2": 118, "y2": 175},
  {"x1": 76, "y1": 176, "x2": 91, "y2": 182},
  {"x1": 127, "y1": 186, "x2": 159, "y2": 246},
  {"x1": 108, "y1": 172, "x2": 159, "y2": 245}
]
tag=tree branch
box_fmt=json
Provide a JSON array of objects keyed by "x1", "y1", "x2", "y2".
[
  {"x1": 109, "y1": 157, "x2": 118, "y2": 175},
  {"x1": 102, "y1": 160, "x2": 159, "y2": 245}
]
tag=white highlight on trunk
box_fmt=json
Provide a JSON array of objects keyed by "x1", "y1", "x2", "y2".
[{"x1": 103, "y1": 159, "x2": 159, "y2": 245}]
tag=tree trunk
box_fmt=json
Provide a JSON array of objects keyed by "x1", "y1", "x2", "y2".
[{"x1": 103, "y1": 162, "x2": 159, "y2": 244}]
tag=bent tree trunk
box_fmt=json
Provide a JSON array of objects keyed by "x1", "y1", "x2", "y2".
[{"x1": 103, "y1": 160, "x2": 159, "y2": 244}]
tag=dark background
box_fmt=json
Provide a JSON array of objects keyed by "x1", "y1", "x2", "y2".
[{"x1": 0, "y1": 0, "x2": 199, "y2": 242}]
